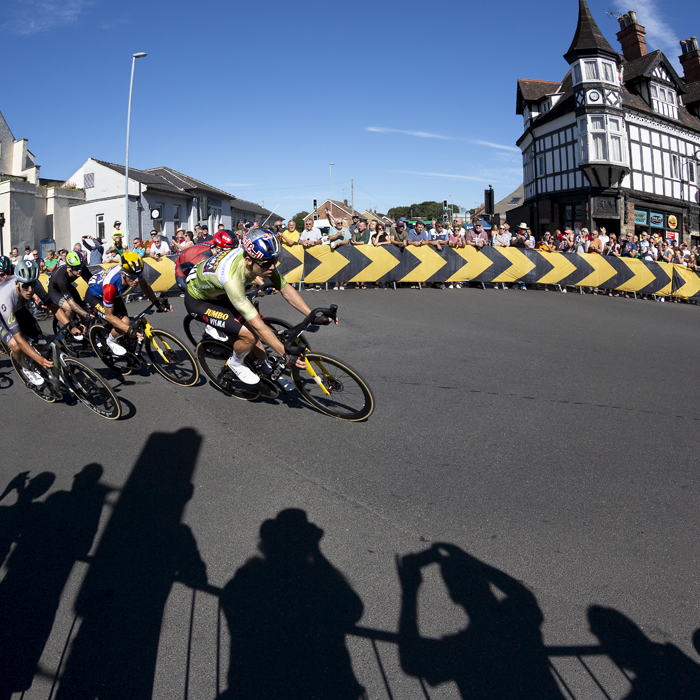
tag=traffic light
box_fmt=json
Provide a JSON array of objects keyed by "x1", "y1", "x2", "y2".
[
  {"x1": 313, "y1": 199, "x2": 318, "y2": 211},
  {"x1": 201, "y1": 196, "x2": 209, "y2": 220},
  {"x1": 484, "y1": 187, "x2": 494, "y2": 216},
  {"x1": 443, "y1": 200, "x2": 448, "y2": 211}
]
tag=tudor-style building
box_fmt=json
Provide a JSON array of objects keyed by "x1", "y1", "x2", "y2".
[{"x1": 515, "y1": 1, "x2": 700, "y2": 244}]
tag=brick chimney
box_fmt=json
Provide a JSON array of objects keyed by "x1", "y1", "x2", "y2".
[
  {"x1": 680, "y1": 37, "x2": 700, "y2": 84},
  {"x1": 616, "y1": 11, "x2": 647, "y2": 62}
]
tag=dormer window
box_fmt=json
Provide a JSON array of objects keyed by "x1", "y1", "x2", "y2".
[
  {"x1": 541, "y1": 101, "x2": 551, "y2": 113},
  {"x1": 650, "y1": 82, "x2": 678, "y2": 119},
  {"x1": 572, "y1": 59, "x2": 619, "y2": 86}
]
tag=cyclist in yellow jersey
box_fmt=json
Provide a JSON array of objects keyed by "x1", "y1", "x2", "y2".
[{"x1": 185, "y1": 229, "x2": 337, "y2": 384}]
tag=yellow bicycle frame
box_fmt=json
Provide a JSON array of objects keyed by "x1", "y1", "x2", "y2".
[{"x1": 303, "y1": 354, "x2": 332, "y2": 396}]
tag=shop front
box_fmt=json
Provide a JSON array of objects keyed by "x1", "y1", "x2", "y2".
[{"x1": 633, "y1": 207, "x2": 683, "y2": 243}]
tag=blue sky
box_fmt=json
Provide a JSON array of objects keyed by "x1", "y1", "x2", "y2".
[{"x1": 1, "y1": 0, "x2": 693, "y2": 219}]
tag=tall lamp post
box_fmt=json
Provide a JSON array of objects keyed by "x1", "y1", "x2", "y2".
[
  {"x1": 125, "y1": 52, "x2": 147, "y2": 246},
  {"x1": 329, "y1": 163, "x2": 335, "y2": 203}
]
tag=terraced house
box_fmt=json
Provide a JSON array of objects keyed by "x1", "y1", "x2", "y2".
[{"x1": 514, "y1": 0, "x2": 700, "y2": 245}]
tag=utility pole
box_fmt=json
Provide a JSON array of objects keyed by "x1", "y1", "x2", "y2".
[{"x1": 351, "y1": 179, "x2": 354, "y2": 215}]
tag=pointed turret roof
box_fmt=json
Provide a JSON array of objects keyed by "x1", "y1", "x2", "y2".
[{"x1": 564, "y1": 0, "x2": 619, "y2": 64}]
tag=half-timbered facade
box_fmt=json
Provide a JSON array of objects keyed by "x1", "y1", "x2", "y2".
[{"x1": 515, "y1": 1, "x2": 700, "y2": 244}]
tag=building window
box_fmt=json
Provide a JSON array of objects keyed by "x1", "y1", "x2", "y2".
[
  {"x1": 671, "y1": 154, "x2": 680, "y2": 179},
  {"x1": 96, "y1": 214, "x2": 104, "y2": 239},
  {"x1": 688, "y1": 161, "x2": 697, "y2": 184},
  {"x1": 573, "y1": 59, "x2": 618, "y2": 85},
  {"x1": 173, "y1": 204, "x2": 181, "y2": 231},
  {"x1": 578, "y1": 115, "x2": 626, "y2": 165},
  {"x1": 650, "y1": 82, "x2": 678, "y2": 119},
  {"x1": 538, "y1": 155, "x2": 546, "y2": 177}
]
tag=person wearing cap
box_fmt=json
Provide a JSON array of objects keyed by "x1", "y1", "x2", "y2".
[
  {"x1": 466, "y1": 221, "x2": 489, "y2": 250},
  {"x1": 106, "y1": 229, "x2": 127, "y2": 258},
  {"x1": 111, "y1": 220, "x2": 124, "y2": 240},
  {"x1": 349, "y1": 214, "x2": 360, "y2": 236},
  {"x1": 390, "y1": 220, "x2": 409, "y2": 250}
]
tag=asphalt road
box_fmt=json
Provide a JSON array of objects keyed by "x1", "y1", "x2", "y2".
[{"x1": 1, "y1": 286, "x2": 699, "y2": 699}]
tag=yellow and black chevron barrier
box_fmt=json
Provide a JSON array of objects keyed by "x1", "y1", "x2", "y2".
[
  {"x1": 275, "y1": 244, "x2": 699, "y2": 299},
  {"x1": 35, "y1": 248, "x2": 700, "y2": 300}
]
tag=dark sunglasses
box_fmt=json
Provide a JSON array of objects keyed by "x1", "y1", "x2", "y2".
[
  {"x1": 256, "y1": 259, "x2": 276, "y2": 269},
  {"x1": 19, "y1": 282, "x2": 33, "y2": 290},
  {"x1": 125, "y1": 272, "x2": 143, "y2": 280}
]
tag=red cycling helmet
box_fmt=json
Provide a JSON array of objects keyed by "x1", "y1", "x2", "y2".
[{"x1": 212, "y1": 229, "x2": 238, "y2": 249}]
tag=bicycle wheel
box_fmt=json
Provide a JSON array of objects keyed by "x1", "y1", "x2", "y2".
[
  {"x1": 146, "y1": 330, "x2": 198, "y2": 386},
  {"x1": 183, "y1": 315, "x2": 210, "y2": 347},
  {"x1": 88, "y1": 324, "x2": 135, "y2": 375},
  {"x1": 52, "y1": 317, "x2": 90, "y2": 358},
  {"x1": 196, "y1": 339, "x2": 260, "y2": 400},
  {"x1": 10, "y1": 355, "x2": 61, "y2": 403},
  {"x1": 62, "y1": 358, "x2": 121, "y2": 420},
  {"x1": 291, "y1": 353, "x2": 374, "y2": 421}
]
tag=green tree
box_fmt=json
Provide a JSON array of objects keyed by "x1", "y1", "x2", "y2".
[
  {"x1": 388, "y1": 201, "x2": 462, "y2": 222},
  {"x1": 292, "y1": 211, "x2": 309, "y2": 231}
]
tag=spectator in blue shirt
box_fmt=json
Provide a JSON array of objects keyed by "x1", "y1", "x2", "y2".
[{"x1": 407, "y1": 221, "x2": 430, "y2": 247}]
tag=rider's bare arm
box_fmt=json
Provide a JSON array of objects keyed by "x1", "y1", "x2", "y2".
[{"x1": 10, "y1": 332, "x2": 53, "y2": 369}]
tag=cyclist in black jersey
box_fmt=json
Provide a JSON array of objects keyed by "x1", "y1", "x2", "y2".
[{"x1": 48, "y1": 251, "x2": 92, "y2": 338}]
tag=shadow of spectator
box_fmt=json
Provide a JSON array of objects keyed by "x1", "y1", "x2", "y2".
[
  {"x1": 0, "y1": 465, "x2": 105, "y2": 700},
  {"x1": 218, "y1": 508, "x2": 366, "y2": 700},
  {"x1": 0, "y1": 471, "x2": 55, "y2": 567},
  {"x1": 56, "y1": 429, "x2": 207, "y2": 700},
  {"x1": 588, "y1": 605, "x2": 700, "y2": 698},
  {"x1": 396, "y1": 542, "x2": 564, "y2": 699}
]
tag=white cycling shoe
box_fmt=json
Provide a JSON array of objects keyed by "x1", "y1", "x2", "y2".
[
  {"x1": 226, "y1": 355, "x2": 260, "y2": 385},
  {"x1": 21, "y1": 364, "x2": 45, "y2": 387},
  {"x1": 205, "y1": 326, "x2": 229, "y2": 342},
  {"x1": 106, "y1": 334, "x2": 127, "y2": 357}
]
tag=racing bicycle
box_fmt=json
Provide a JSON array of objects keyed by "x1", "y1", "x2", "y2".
[
  {"x1": 89, "y1": 296, "x2": 198, "y2": 387},
  {"x1": 196, "y1": 304, "x2": 374, "y2": 421},
  {"x1": 10, "y1": 325, "x2": 121, "y2": 419}
]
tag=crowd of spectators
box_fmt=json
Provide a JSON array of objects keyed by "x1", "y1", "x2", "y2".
[{"x1": 9, "y1": 215, "x2": 698, "y2": 301}]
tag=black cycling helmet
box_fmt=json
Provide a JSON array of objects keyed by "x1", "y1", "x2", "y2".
[
  {"x1": 0, "y1": 256, "x2": 11, "y2": 275},
  {"x1": 14, "y1": 260, "x2": 40, "y2": 285}
]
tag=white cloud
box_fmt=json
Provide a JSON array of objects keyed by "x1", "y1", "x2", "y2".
[
  {"x1": 2, "y1": 0, "x2": 95, "y2": 34},
  {"x1": 611, "y1": 0, "x2": 682, "y2": 69},
  {"x1": 367, "y1": 127, "x2": 519, "y2": 152},
  {"x1": 388, "y1": 169, "x2": 507, "y2": 184}
]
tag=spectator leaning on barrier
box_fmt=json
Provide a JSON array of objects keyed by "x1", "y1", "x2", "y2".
[
  {"x1": 148, "y1": 232, "x2": 171, "y2": 260},
  {"x1": 493, "y1": 224, "x2": 510, "y2": 248},
  {"x1": 300, "y1": 219, "x2": 322, "y2": 247},
  {"x1": 467, "y1": 221, "x2": 489, "y2": 250},
  {"x1": 130, "y1": 238, "x2": 146, "y2": 257},
  {"x1": 372, "y1": 222, "x2": 390, "y2": 247},
  {"x1": 44, "y1": 249, "x2": 59, "y2": 273},
  {"x1": 351, "y1": 218, "x2": 371, "y2": 246},
  {"x1": 279, "y1": 220, "x2": 300, "y2": 246},
  {"x1": 390, "y1": 220, "x2": 409, "y2": 250},
  {"x1": 407, "y1": 221, "x2": 430, "y2": 247},
  {"x1": 427, "y1": 220, "x2": 448, "y2": 252}
]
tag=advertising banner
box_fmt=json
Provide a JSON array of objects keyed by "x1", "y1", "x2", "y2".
[
  {"x1": 634, "y1": 210, "x2": 648, "y2": 225},
  {"x1": 649, "y1": 212, "x2": 664, "y2": 228},
  {"x1": 667, "y1": 214, "x2": 678, "y2": 230}
]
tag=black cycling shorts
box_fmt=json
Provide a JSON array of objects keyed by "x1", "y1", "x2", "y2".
[
  {"x1": 84, "y1": 291, "x2": 127, "y2": 320},
  {"x1": 48, "y1": 284, "x2": 82, "y2": 309},
  {"x1": 184, "y1": 292, "x2": 245, "y2": 336}
]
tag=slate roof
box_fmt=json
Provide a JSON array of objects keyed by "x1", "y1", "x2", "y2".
[
  {"x1": 564, "y1": 0, "x2": 618, "y2": 63},
  {"x1": 683, "y1": 82, "x2": 700, "y2": 105},
  {"x1": 93, "y1": 160, "x2": 235, "y2": 200},
  {"x1": 622, "y1": 50, "x2": 687, "y2": 93},
  {"x1": 230, "y1": 198, "x2": 278, "y2": 219}
]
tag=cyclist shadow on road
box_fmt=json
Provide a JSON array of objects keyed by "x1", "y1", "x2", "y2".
[
  {"x1": 396, "y1": 542, "x2": 565, "y2": 699},
  {"x1": 0, "y1": 465, "x2": 107, "y2": 700},
  {"x1": 588, "y1": 604, "x2": 700, "y2": 698},
  {"x1": 55, "y1": 428, "x2": 207, "y2": 700},
  {"x1": 217, "y1": 508, "x2": 366, "y2": 700}
]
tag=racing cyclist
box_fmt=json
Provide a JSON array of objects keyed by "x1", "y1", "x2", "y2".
[
  {"x1": 0, "y1": 256, "x2": 11, "y2": 282},
  {"x1": 0, "y1": 260, "x2": 54, "y2": 386},
  {"x1": 174, "y1": 229, "x2": 237, "y2": 293},
  {"x1": 185, "y1": 228, "x2": 336, "y2": 385},
  {"x1": 85, "y1": 251, "x2": 170, "y2": 357},
  {"x1": 47, "y1": 251, "x2": 93, "y2": 338}
]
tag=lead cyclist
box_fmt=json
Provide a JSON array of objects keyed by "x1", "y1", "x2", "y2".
[{"x1": 185, "y1": 229, "x2": 337, "y2": 385}]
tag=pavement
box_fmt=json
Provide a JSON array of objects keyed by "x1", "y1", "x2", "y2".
[{"x1": 1, "y1": 286, "x2": 699, "y2": 699}]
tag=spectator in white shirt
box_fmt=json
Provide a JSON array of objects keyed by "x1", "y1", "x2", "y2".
[
  {"x1": 148, "y1": 233, "x2": 171, "y2": 260},
  {"x1": 300, "y1": 219, "x2": 322, "y2": 247}
]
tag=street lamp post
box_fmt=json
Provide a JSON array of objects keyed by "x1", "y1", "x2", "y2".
[
  {"x1": 329, "y1": 163, "x2": 335, "y2": 203},
  {"x1": 125, "y1": 52, "x2": 147, "y2": 246}
]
